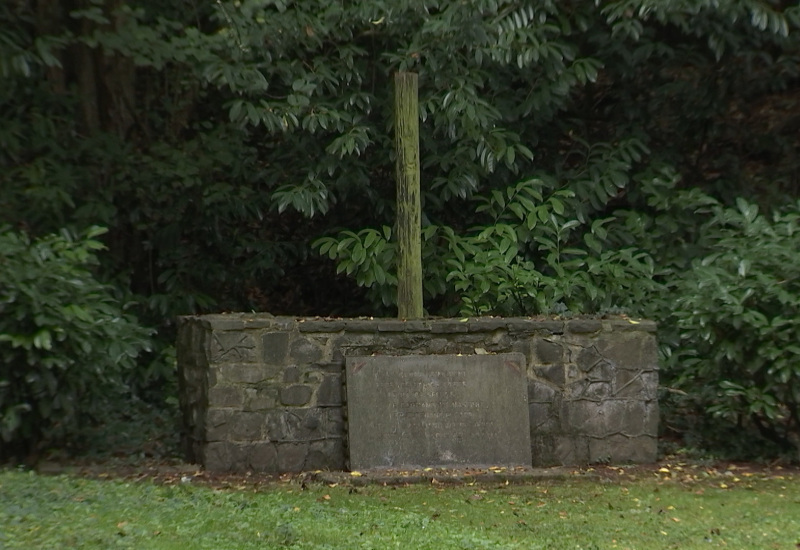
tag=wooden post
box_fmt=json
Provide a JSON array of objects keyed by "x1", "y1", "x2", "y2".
[{"x1": 394, "y1": 71, "x2": 423, "y2": 319}]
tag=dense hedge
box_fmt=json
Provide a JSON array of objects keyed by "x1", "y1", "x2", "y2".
[{"x1": 2, "y1": 0, "x2": 799, "y2": 459}]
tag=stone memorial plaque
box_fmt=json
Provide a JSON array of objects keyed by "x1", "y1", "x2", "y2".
[{"x1": 345, "y1": 354, "x2": 531, "y2": 470}]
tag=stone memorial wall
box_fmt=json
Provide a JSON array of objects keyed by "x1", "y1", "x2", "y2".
[{"x1": 177, "y1": 314, "x2": 659, "y2": 472}]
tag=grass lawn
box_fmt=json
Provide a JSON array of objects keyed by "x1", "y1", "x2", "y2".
[{"x1": 1, "y1": 463, "x2": 799, "y2": 549}]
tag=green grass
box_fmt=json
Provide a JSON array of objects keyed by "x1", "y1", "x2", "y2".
[{"x1": 1, "y1": 468, "x2": 799, "y2": 549}]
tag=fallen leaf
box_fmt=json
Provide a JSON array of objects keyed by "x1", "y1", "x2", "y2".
[{"x1": 350, "y1": 471, "x2": 362, "y2": 477}]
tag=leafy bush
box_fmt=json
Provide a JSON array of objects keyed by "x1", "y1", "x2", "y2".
[
  {"x1": 659, "y1": 199, "x2": 800, "y2": 460},
  {"x1": 0, "y1": 226, "x2": 153, "y2": 461}
]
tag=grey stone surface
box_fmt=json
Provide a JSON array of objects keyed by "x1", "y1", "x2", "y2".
[
  {"x1": 298, "y1": 319, "x2": 346, "y2": 332},
  {"x1": 430, "y1": 321, "x2": 470, "y2": 334},
  {"x1": 207, "y1": 386, "x2": 245, "y2": 408},
  {"x1": 535, "y1": 364, "x2": 566, "y2": 387},
  {"x1": 244, "y1": 387, "x2": 278, "y2": 411},
  {"x1": 316, "y1": 374, "x2": 342, "y2": 406},
  {"x1": 283, "y1": 366, "x2": 301, "y2": 383},
  {"x1": 218, "y1": 363, "x2": 280, "y2": 384},
  {"x1": 567, "y1": 320, "x2": 602, "y2": 333},
  {"x1": 280, "y1": 385, "x2": 313, "y2": 406},
  {"x1": 536, "y1": 340, "x2": 563, "y2": 364},
  {"x1": 345, "y1": 354, "x2": 531, "y2": 470},
  {"x1": 209, "y1": 332, "x2": 257, "y2": 363},
  {"x1": 277, "y1": 443, "x2": 309, "y2": 472},
  {"x1": 262, "y1": 332, "x2": 290, "y2": 364},
  {"x1": 290, "y1": 337, "x2": 324, "y2": 363}
]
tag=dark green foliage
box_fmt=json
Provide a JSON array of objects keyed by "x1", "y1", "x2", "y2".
[
  {"x1": 0, "y1": 227, "x2": 153, "y2": 460},
  {"x1": 2, "y1": 0, "x2": 800, "y2": 459},
  {"x1": 660, "y1": 199, "x2": 800, "y2": 460}
]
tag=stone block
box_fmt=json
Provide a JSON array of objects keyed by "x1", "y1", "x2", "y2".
[
  {"x1": 208, "y1": 386, "x2": 246, "y2": 408},
  {"x1": 244, "y1": 387, "x2": 278, "y2": 411},
  {"x1": 576, "y1": 346, "x2": 604, "y2": 373},
  {"x1": 266, "y1": 409, "x2": 326, "y2": 441},
  {"x1": 290, "y1": 337, "x2": 324, "y2": 363},
  {"x1": 468, "y1": 318, "x2": 510, "y2": 332},
  {"x1": 644, "y1": 401, "x2": 660, "y2": 436},
  {"x1": 530, "y1": 435, "x2": 558, "y2": 467},
  {"x1": 203, "y1": 441, "x2": 238, "y2": 471},
  {"x1": 536, "y1": 340, "x2": 563, "y2": 364},
  {"x1": 206, "y1": 409, "x2": 264, "y2": 441},
  {"x1": 277, "y1": 443, "x2": 309, "y2": 472},
  {"x1": 316, "y1": 374, "x2": 342, "y2": 406},
  {"x1": 301, "y1": 371, "x2": 323, "y2": 384},
  {"x1": 596, "y1": 333, "x2": 658, "y2": 370},
  {"x1": 528, "y1": 381, "x2": 557, "y2": 403},
  {"x1": 315, "y1": 361, "x2": 344, "y2": 373},
  {"x1": 430, "y1": 321, "x2": 470, "y2": 334},
  {"x1": 218, "y1": 363, "x2": 280, "y2": 384},
  {"x1": 205, "y1": 315, "x2": 249, "y2": 331},
  {"x1": 377, "y1": 320, "x2": 410, "y2": 332},
  {"x1": 535, "y1": 364, "x2": 566, "y2": 388},
  {"x1": 529, "y1": 402, "x2": 558, "y2": 433},
  {"x1": 345, "y1": 353, "x2": 531, "y2": 470},
  {"x1": 452, "y1": 333, "x2": 487, "y2": 344},
  {"x1": 298, "y1": 319, "x2": 346, "y2": 332},
  {"x1": 585, "y1": 361, "x2": 612, "y2": 382},
  {"x1": 613, "y1": 370, "x2": 643, "y2": 398},
  {"x1": 283, "y1": 366, "x2": 301, "y2": 384},
  {"x1": 614, "y1": 370, "x2": 658, "y2": 400},
  {"x1": 562, "y1": 400, "x2": 607, "y2": 436},
  {"x1": 603, "y1": 400, "x2": 639, "y2": 435},
  {"x1": 505, "y1": 319, "x2": 564, "y2": 334},
  {"x1": 386, "y1": 335, "x2": 427, "y2": 350},
  {"x1": 342, "y1": 319, "x2": 379, "y2": 332},
  {"x1": 608, "y1": 319, "x2": 658, "y2": 332},
  {"x1": 280, "y1": 385, "x2": 313, "y2": 406},
  {"x1": 305, "y1": 439, "x2": 345, "y2": 470},
  {"x1": 248, "y1": 442, "x2": 278, "y2": 471},
  {"x1": 554, "y1": 436, "x2": 590, "y2": 465},
  {"x1": 426, "y1": 338, "x2": 449, "y2": 354},
  {"x1": 568, "y1": 378, "x2": 612, "y2": 400},
  {"x1": 589, "y1": 434, "x2": 657, "y2": 464},
  {"x1": 325, "y1": 408, "x2": 345, "y2": 437},
  {"x1": 209, "y1": 332, "x2": 257, "y2": 363},
  {"x1": 484, "y1": 332, "x2": 513, "y2": 353},
  {"x1": 263, "y1": 332, "x2": 290, "y2": 364},
  {"x1": 567, "y1": 319, "x2": 602, "y2": 334}
]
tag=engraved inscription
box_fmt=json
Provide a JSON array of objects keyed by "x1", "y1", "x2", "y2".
[{"x1": 346, "y1": 354, "x2": 531, "y2": 470}]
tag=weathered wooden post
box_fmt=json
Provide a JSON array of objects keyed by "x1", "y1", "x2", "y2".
[{"x1": 394, "y1": 71, "x2": 423, "y2": 319}]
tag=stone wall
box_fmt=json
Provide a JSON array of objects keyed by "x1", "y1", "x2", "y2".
[{"x1": 177, "y1": 314, "x2": 658, "y2": 472}]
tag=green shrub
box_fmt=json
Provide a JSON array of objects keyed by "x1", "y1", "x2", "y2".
[
  {"x1": 0, "y1": 226, "x2": 153, "y2": 461},
  {"x1": 660, "y1": 199, "x2": 800, "y2": 460}
]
